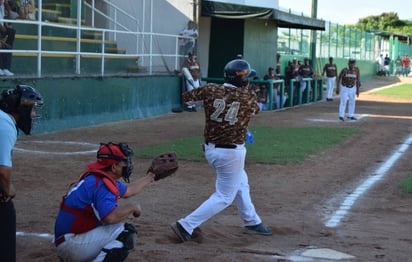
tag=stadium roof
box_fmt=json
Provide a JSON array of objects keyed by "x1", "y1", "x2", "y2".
[{"x1": 201, "y1": 0, "x2": 325, "y2": 31}]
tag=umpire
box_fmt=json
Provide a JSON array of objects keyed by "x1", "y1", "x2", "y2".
[{"x1": 0, "y1": 85, "x2": 44, "y2": 262}]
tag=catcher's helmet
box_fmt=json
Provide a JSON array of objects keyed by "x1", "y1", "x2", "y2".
[
  {"x1": 89, "y1": 142, "x2": 134, "y2": 183},
  {"x1": 0, "y1": 85, "x2": 44, "y2": 135},
  {"x1": 224, "y1": 59, "x2": 256, "y2": 87}
]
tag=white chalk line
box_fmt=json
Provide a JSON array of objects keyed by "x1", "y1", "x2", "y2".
[
  {"x1": 325, "y1": 133, "x2": 412, "y2": 228},
  {"x1": 14, "y1": 141, "x2": 97, "y2": 241},
  {"x1": 308, "y1": 114, "x2": 368, "y2": 122},
  {"x1": 16, "y1": 231, "x2": 53, "y2": 239},
  {"x1": 14, "y1": 140, "x2": 98, "y2": 155}
]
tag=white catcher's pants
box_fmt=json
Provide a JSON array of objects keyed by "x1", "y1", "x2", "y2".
[
  {"x1": 178, "y1": 143, "x2": 262, "y2": 234},
  {"x1": 56, "y1": 223, "x2": 125, "y2": 262},
  {"x1": 339, "y1": 85, "x2": 357, "y2": 118},
  {"x1": 326, "y1": 77, "x2": 336, "y2": 99}
]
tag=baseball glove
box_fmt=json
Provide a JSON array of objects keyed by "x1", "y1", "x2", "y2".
[{"x1": 147, "y1": 152, "x2": 178, "y2": 181}]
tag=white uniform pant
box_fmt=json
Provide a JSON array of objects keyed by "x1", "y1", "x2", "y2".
[
  {"x1": 339, "y1": 85, "x2": 357, "y2": 118},
  {"x1": 56, "y1": 223, "x2": 125, "y2": 262},
  {"x1": 185, "y1": 79, "x2": 201, "y2": 109},
  {"x1": 185, "y1": 79, "x2": 200, "y2": 91},
  {"x1": 326, "y1": 77, "x2": 336, "y2": 99},
  {"x1": 178, "y1": 143, "x2": 261, "y2": 235}
]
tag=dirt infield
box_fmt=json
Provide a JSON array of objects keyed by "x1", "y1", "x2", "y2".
[{"x1": 14, "y1": 76, "x2": 412, "y2": 261}]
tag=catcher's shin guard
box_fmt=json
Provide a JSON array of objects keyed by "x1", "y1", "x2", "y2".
[
  {"x1": 117, "y1": 223, "x2": 137, "y2": 250},
  {"x1": 102, "y1": 247, "x2": 129, "y2": 262},
  {"x1": 102, "y1": 223, "x2": 137, "y2": 262}
]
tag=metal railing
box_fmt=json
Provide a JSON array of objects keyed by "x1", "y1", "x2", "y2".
[{"x1": 0, "y1": 0, "x2": 192, "y2": 77}]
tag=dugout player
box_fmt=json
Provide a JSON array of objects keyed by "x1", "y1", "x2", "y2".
[
  {"x1": 322, "y1": 56, "x2": 338, "y2": 101},
  {"x1": 0, "y1": 85, "x2": 44, "y2": 262},
  {"x1": 170, "y1": 59, "x2": 272, "y2": 242},
  {"x1": 336, "y1": 58, "x2": 361, "y2": 121},
  {"x1": 181, "y1": 52, "x2": 202, "y2": 112},
  {"x1": 54, "y1": 142, "x2": 157, "y2": 262}
]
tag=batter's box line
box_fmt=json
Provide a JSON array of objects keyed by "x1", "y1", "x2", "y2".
[{"x1": 14, "y1": 140, "x2": 99, "y2": 155}]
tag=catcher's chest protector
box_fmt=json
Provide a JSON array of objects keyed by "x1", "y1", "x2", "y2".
[{"x1": 59, "y1": 170, "x2": 120, "y2": 234}]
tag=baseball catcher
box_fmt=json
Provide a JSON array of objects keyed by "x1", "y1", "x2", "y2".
[{"x1": 54, "y1": 143, "x2": 178, "y2": 262}]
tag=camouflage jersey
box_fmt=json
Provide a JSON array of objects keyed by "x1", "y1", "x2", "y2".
[
  {"x1": 341, "y1": 67, "x2": 359, "y2": 88},
  {"x1": 182, "y1": 83, "x2": 259, "y2": 145},
  {"x1": 323, "y1": 63, "x2": 337, "y2": 77}
]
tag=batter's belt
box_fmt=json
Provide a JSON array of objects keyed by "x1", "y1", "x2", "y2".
[{"x1": 205, "y1": 141, "x2": 237, "y2": 149}]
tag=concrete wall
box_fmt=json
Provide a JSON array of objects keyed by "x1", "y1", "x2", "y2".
[{"x1": 0, "y1": 75, "x2": 182, "y2": 134}]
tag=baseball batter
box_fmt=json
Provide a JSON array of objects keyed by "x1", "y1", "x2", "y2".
[
  {"x1": 322, "y1": 57, "x2": 338, "y2": 101},
  {"x1": 336, "y1": 58, "x2": 361, "y2": 121},
  {"x1": 170, "y1": 59, "x2": 272, "y2": 242},
  {"x1": 0, "y1": 85, "x2": 44, "y2": 262}
]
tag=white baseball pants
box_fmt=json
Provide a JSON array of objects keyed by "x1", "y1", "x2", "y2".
[
  {"x1": 326, "y1": 77, "x2": 336, "y2": 99},
  {"x1": 56, "y1": 223, "x2": 124, "y2": 262},
  {"x1": 178, "y1": 143, "x2": 262, "y2": 235},
  {"x1": 339, "y1": 85, "x2": 357, "y2": 118}
]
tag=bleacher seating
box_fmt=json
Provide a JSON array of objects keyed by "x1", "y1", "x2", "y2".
[{"x1": 9, "y1": 0, "x2": 143, "y2": 76}]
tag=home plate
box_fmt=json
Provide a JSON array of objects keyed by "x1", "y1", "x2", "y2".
[{"x1": 301, "y1": 248, "x2": 355, "y2": 260}]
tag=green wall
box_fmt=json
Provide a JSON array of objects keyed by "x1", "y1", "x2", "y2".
[
  {"x1": 244, "y1": 19, "x2": 278, "y2": 77},
  {"x1": 0, "y1": 75, "x2": 181, "y2": 134}
]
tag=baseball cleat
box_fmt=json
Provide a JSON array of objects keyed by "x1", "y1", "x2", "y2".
[
  {"x1": 243, "y1": 223, "x2": 273, "y2": 236},
  {"x1": 170, "y1": 222, "x2": 191, "y2": 242}
]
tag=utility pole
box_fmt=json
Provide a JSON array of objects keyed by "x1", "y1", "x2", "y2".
[
  {"x1": 193, "y1": 0, "x2": 199, "y2": 54},
  {"x1": 193, "y1": 0, "x2": 198, "y2": 23},
  {"x1": 310, "y1": 0, "x2": 318, "y2": 72}
]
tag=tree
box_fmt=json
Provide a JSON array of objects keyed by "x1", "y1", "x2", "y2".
[{"x1": 355, "y1": 12, "x2": 411, "y2": 35}]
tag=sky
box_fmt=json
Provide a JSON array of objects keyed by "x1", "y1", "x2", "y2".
[{"x1": 278, "y1": 0, "x2": 412, "y2": 25}]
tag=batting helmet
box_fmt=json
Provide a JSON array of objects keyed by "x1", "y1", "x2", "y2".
[
  {"x1": 224, "y1": 59, "x2": 256, "y2": 87},
  {"x1": 0, "y1": 85, "x2": 44, "y2": 135}
]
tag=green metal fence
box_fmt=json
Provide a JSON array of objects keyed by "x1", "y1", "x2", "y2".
[{"x1": 278, "y1": 20, "x2": 412, "y2": 67}]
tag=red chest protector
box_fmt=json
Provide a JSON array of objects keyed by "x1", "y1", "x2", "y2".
[{"x1": 59, "y1": 169, "x2": 120, "y2": 234}]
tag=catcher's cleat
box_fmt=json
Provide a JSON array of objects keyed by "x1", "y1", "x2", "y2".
[
  {"x1": 170, "y1": 222, "x2": 191, "y2": 242},
  {"x1": 243, "y1": 223, "x2": 273, "y2": 236}
]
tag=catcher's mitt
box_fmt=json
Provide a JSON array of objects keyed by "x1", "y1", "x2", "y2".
[{"x1": 147, "y1": 152, "x2": 178, "y2": 181}]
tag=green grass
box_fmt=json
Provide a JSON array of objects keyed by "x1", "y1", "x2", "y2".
[
  {"x1": 370, "y1": 83, "x2": 412, "y2": 100},
  {"x1": 401, "y1": 173, "x2": 412, "y2": 193},
  {"x1": 136, "y1": 126, "x2": 359, "y2": 164},
  {"x1": 371, "y1": 84, "x2": 412, "y2": 193}
]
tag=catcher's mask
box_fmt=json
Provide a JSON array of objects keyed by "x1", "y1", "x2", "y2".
[
  {"x1": 0, "y1": 85, "x2": 44, "y2": 135},
  {"x1": 88, "y1": 142, "x2": 134, "y2": 183},
  {"x1": 224, "y1": 59, "x2": 256, "y2": 88}
]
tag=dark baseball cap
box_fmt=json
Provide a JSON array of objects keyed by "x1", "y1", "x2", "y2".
[{"x1": 349, "y1": 58, "x2": 356, "y2": 63}]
